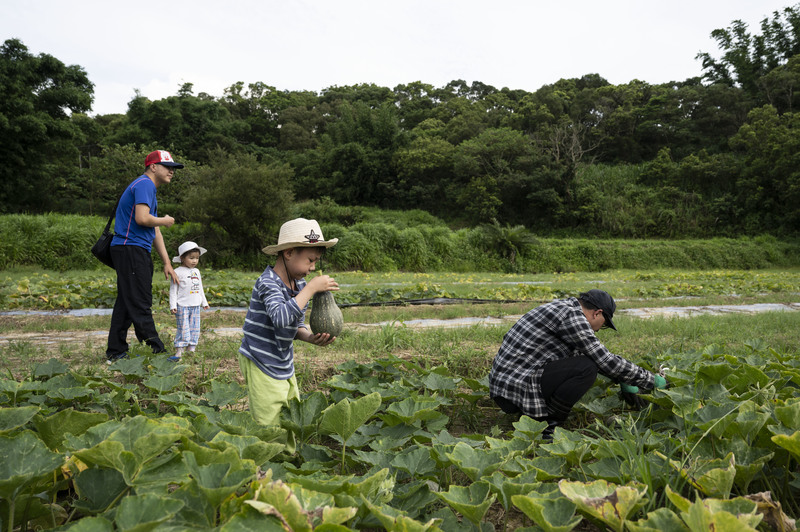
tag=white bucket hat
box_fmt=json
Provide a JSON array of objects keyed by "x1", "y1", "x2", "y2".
[
  {"x1": 172, "y1": 241, "x2": 208, "y2": 263},
  {"x1": 262, "y1": 218, "x2": 338, "y2": 255}
]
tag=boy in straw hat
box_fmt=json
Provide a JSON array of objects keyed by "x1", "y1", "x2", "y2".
[{"x1": 238, "y1": 218, "x2": 339, "y2": 453}]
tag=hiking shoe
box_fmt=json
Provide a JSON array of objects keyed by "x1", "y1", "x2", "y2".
[
  {"x1": 167, "y1": 355, "x2": 182, "y2": 362},
  {"x1": 106, "y1": 353, "x2": 129, "y2": 365}
]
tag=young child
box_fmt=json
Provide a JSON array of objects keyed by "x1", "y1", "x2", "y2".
[
  {"x1": 169, "y1": 241, "x2": 210, "y2": 361},
  {"x1": 238, "y1": 218, "x2": 339, "y2": 453}
]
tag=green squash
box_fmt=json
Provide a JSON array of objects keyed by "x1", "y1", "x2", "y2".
[{"x1": 309, "y1": 291, "x2": 344, "y2": 337}]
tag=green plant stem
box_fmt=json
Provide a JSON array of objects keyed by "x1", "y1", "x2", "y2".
[
  {"x1": 103, "y1": 487, "x2": 131, "y2": 514},
  {"x1": 7, "y1": 496, "x2": 15, "y2": 532}
]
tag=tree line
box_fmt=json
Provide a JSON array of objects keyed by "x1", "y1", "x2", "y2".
[{"x1": 2, "y1": 4, "x2": 800, "y2": 253}]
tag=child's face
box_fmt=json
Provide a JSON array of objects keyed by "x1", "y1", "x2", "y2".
[
  {"x1": 284, "y1": 247, "x2": 323, "y2": 279},
  {"x1": 181, "y1": 250, "x2": 201, "y2": 269}
]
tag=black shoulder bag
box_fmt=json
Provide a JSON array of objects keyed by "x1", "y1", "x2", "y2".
[{"x1": 91, "y1": 197, "x2": 120, "y2": 268}]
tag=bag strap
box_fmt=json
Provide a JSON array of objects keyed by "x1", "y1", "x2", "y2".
[{"x1": 104, "y1": 195, "x2": 122, "y2": 233}]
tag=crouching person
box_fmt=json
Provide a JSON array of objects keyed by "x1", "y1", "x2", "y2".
[{"x1": 489, "y1": 289, "x2": 667, "y2": 439}]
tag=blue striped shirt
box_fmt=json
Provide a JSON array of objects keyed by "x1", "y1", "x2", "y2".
[{"x1": 238, "y1": 266, "x2": 308, "y2": 379}]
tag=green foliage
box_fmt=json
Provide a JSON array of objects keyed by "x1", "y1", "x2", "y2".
[
  {"x1": 0, "y1": 38, "x2": 94, "y2": 213},
  {"x1": 10, "y1": 7, "x2": 800, "y2": 239},
  {"x1": 1, "y1": 336, "x2": 800, "y2": 530},
  {"x1": 697, "y1": 5, "x2": 800, "y2": 103},
  {"x1": 183, "y1": 149, "x2": 295, "y2": 257}
]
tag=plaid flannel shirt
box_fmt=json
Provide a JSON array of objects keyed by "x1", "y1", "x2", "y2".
[{"x1": 489, "y1": 297, "x2": 654, "y2": 418}]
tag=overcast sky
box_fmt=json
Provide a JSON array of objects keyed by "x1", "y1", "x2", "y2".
[{"x1": 2, "y1": 0, "x2": 795, "y2": 115}]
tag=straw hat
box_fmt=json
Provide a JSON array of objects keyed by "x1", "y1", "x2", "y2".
[
  {"x1": 172, "y1": 241, "x2": 207, "y2": 263},
  {"x1": 262, "y1": 218, "x2": 338, "y2": 255}
]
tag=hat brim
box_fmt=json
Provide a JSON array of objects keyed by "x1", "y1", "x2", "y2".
[
  {"x1": 603, "y1": 315, "x2": 617, "y2": 331},
  {"x1": 262, "y1": 239, "x2": 338, "y2": 255},
  {"x1": 159, "y1": 162, "x2": 184, "y2": 169},
  {"x1": 173, "y1": 245, "x2": 207, "y2": 263}
]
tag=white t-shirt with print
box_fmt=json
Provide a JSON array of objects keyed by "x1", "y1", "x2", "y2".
[{"x1": 169, "y1": 266, "x2": 209, "y2": 310}]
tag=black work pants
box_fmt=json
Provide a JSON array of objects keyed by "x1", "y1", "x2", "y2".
[
  {"x1": 106, "y1": 245, "x2": 165, "y2": 357},
  {"x1": 493, "y1": 356, "x2": 598, "y2": 422}
]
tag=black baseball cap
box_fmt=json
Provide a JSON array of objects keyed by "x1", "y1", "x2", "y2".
[{"x1": 579, "y1": 289, "x2": 617, "y2": 331}]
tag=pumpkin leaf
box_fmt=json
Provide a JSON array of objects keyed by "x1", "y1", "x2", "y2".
[
  {"x1": 558, "y1": 479, "x2": 648, "y2": 532},
  {"x1": 203, "y1": 380, "x2": 246, "y2": 408},
  {"x1": 32, "y1": 358, "x2": 69, "y2": 379},
  {"x1": 182, "y1": 450, "x2": 255, "y2": 508},
  {"x1": 72, "y1": 468, "x2": 128, "y2": 514},
  {"x1": 114, "y1": 493, "x2": 184, "y2": 532},
  {"x1": 391, "y1": 445, "x2": 437, "y2": 479},
  {"x1": 772, "y1": 430, "x2": 800, "y2": 459},
  {"x1": 435, "y1": 481, "x2": 495, "y2": 524},
  {"x1": 0, "y1": 431, "x2": 64, "y2": 500},
  {"x1": 0, "y1": 405, "x2": 39, "y2": 434},
  {"x1": 319, "y1": 392, "x2": 382, "y2": 443},
  {"x1": 362, "y1": 497, "x2": 443, "y2": 532},
  {"x1": 445, "y1": 442, "x2": 506, "y2": 482},
  {"x1": 774, "y1": 402, "x2": 800, "y2": 431},
  {"x1": 283, "y1": 391, "x2": 329, "y2": 444},
  {"x1": 511, "y1": 494, "x2": 582, "y2": 532},
  {"x1": 626, "y1": 507, "x2": 687, "y2": 532},
  {"x1": 32, "y1": 408, "x2": 108, "y2": 450}
]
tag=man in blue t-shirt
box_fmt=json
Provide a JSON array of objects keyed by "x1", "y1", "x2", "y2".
[{"x1": 106, "y1": 150, "x2": 183, "y2": 364}]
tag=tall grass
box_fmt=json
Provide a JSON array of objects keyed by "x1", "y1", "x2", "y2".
[{"x1": 1, "y1": 213, "x2": 798, "y2": 273}]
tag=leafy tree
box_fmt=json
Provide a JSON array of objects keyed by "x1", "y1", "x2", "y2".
[
  {"x1": 320, "y1": 83, "x2": 394, "y2": 108},
  {"x1": 393, "y1": 81, "x2": 437, "y2": 129},
  {"x1": 0, "y1": 38, "x2": 94, "y2": 212},
  {"x1": 697, "y1": 5, "x2": 800, "y2": 103},
  {"x1": 104, "y1": 85, "x2": 241, "y2": 163},
  {"x1": 760, "y1": 53, "x2": 800, "y2": 112},
  {"x1": 729, "y1": 105, "x2": 800, "y2": 232},
  {"x1": 296, "y1": 101, "x2": 405, "y2": 207},
  {"x1": 222, "y1": 82, "x2": 318, "y2": 152},
  {"x1": 183, "y1": 150, "x2": 295, "y2": 257},
  {"x1": 452, "y1": 128, "x2": 540, "y2": 224},
  {"x1": 391, "y1": 121, "x2": 456, "y2": 214}
]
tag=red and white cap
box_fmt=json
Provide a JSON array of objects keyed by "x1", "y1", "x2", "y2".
[{"x1": 145, "y1": 150, "x2": 184, "y2": 168}]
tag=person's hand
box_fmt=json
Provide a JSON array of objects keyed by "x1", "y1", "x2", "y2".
[
  {"x1": 203, "y1": 305, "x2": 209, "y2": 310},
  {"x1": 308, "y1": 275, "x2": 339, "y2": 294},
  {"x1": 654, "y1": 375, "x2": 668, "y2": 389},
  {"x1": 171, "y1": 308, "x2": 177, "y2": 314},
  {"x1": 619, "y1": 383, "x2": 647, "y2": 409},
  {"x1": 164, "y1": 264, "x2": 178, "y2": 283},
  {"x1": 308, "y1": 332, "x2": 335, "y2": 346},
  {"x1": 161, "y1": 215, "x2": 175, "y2": 228}
]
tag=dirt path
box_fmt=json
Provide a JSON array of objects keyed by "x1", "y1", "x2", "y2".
[{"x1": 1, "y1": 302, "x2": 798, "y2": 348}]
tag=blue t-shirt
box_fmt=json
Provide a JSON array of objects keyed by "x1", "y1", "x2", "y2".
[{"x1": 111, "y1": 176, "x2": 157, "y2": 251}]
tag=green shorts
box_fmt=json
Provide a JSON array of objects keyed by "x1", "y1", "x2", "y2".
[{"x1": 238, "y1": 353, "x2": 299, "y2": 452}]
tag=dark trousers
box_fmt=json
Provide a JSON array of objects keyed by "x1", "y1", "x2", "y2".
[
  {"x1": 106, "y1": 245, "x2": 165, "y2": 357},
  {"x1": 493, "y1": 356, "x2": 598, "y2": 422}
]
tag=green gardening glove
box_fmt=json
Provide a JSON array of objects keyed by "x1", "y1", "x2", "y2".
[{"x1": 653, "y1": 375, "x2": 668, "y2": 389}]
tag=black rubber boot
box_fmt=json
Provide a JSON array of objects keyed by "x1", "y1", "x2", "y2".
[{"x1": 541, "y1": 419, "x2": 560, "y2": 440}]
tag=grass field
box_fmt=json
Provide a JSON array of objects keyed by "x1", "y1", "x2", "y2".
[{"x1": 2, "y1": 267, "x2": 798, "y2": 386}]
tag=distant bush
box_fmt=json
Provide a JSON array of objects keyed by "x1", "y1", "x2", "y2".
[{"x1": 1, "y1": 214, "x2": 798, "y2": 273}]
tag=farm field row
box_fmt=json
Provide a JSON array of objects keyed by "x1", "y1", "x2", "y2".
[
  {"x1": 2, "y1": 267, "x2": 799, "y2": 311},
  {"x1": 1, "y1": 267, "x2": 799, "y2": 530}
]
